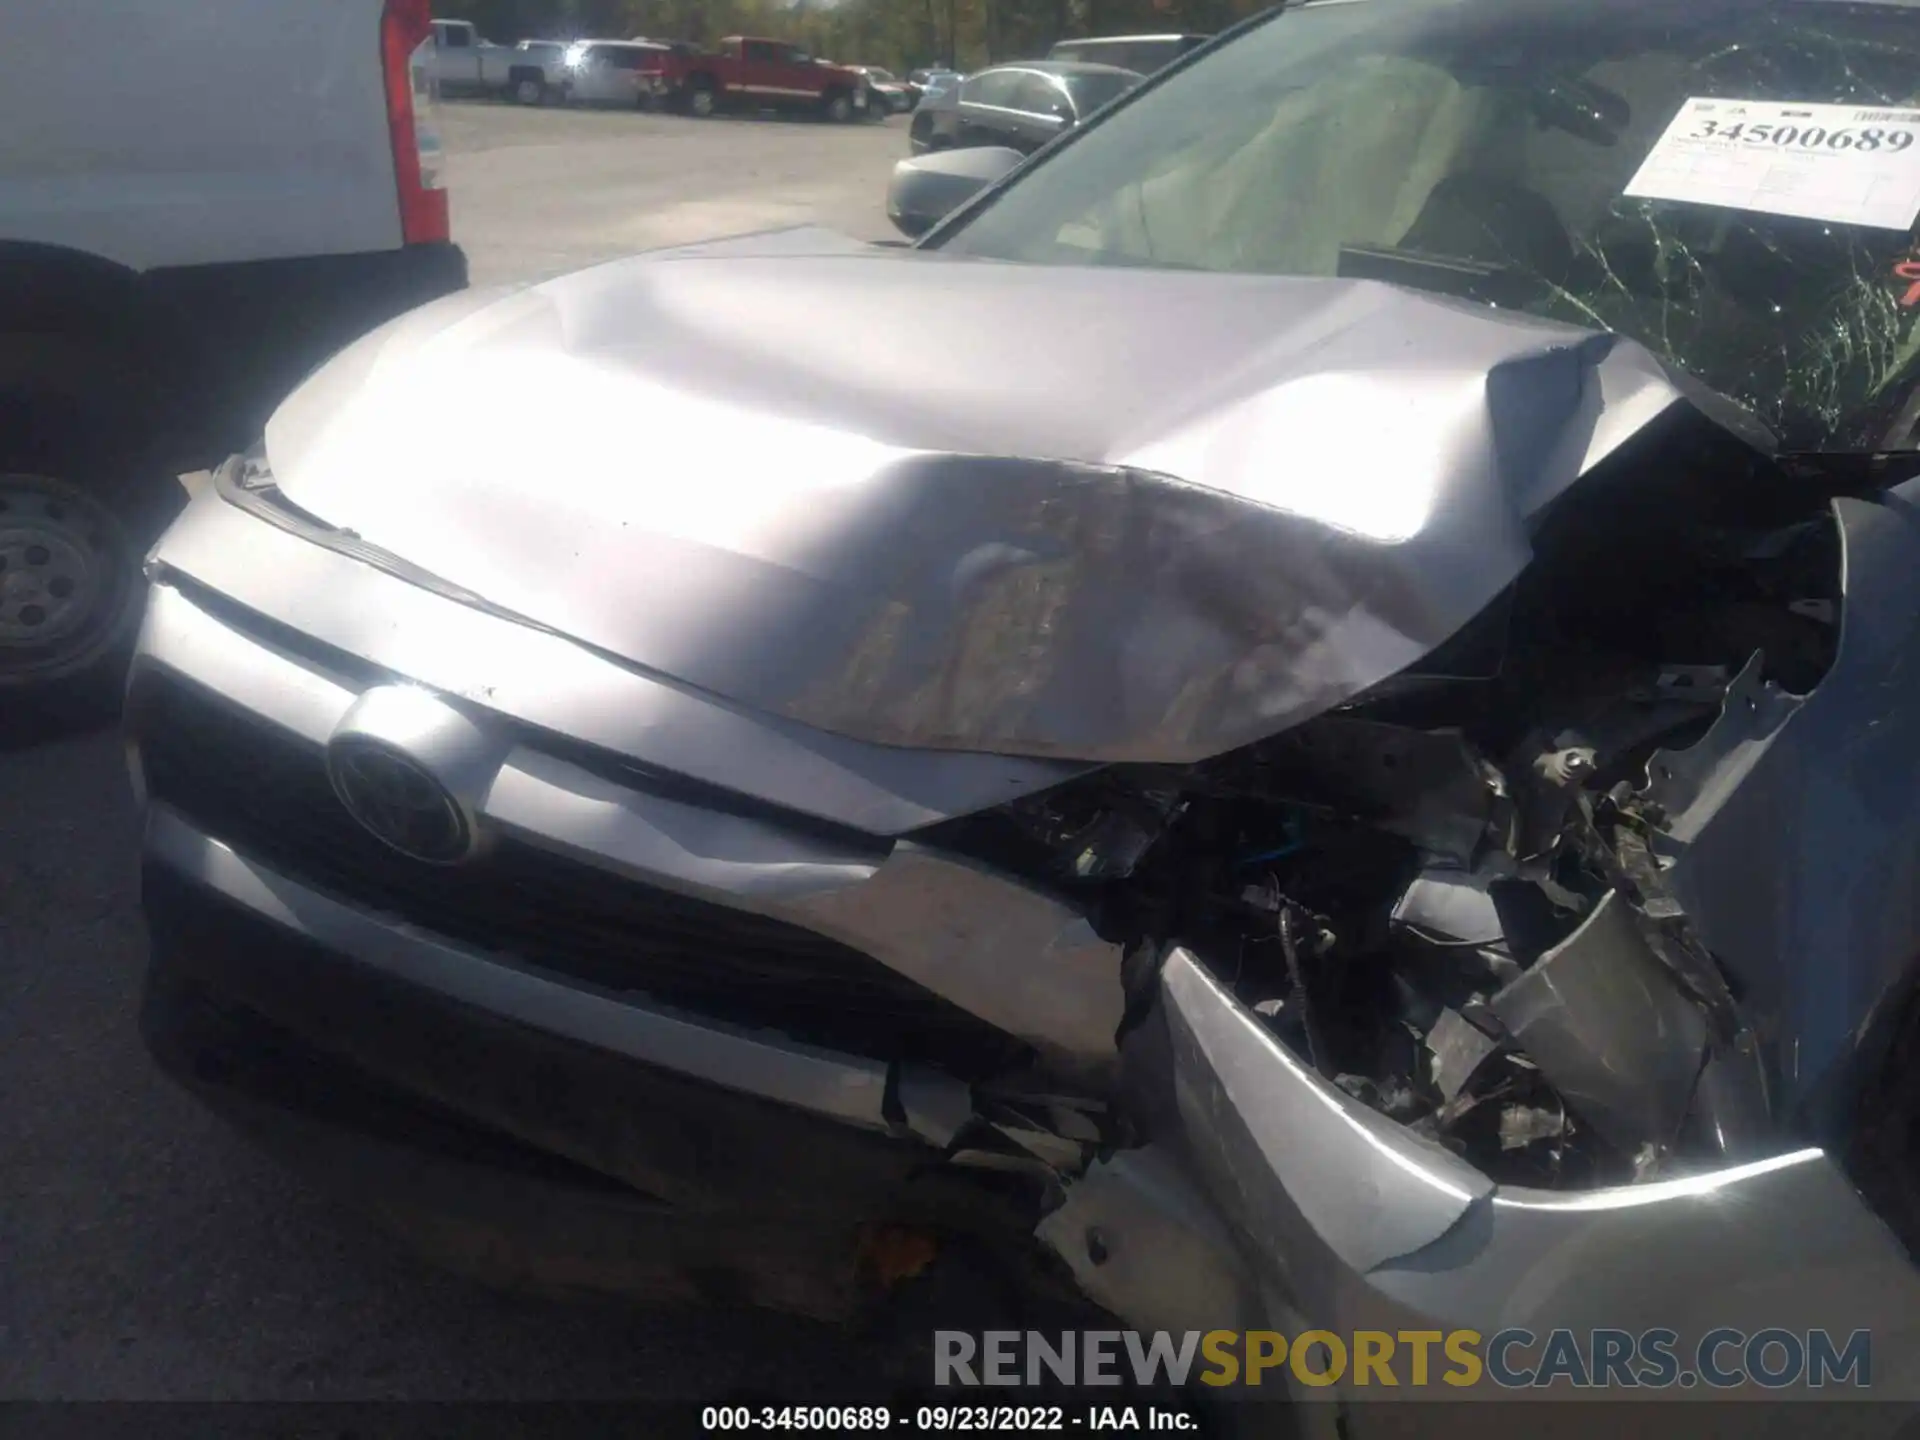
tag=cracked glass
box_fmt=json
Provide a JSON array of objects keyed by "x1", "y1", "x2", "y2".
[{"x1": 935, "y1": 0, "x2": 1920, "y2": 451}]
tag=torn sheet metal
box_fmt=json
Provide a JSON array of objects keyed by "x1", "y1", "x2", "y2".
[
  {"x1": 1645, "y1": 477, "x2": 1920, "y2": 1107},
  {"x1": 1424, "y1": 1007, "x2": 1503, "y2": 1103},
  {"x1": 1392, "y1": 866, "x2": 1504, "y2": 944},
  {"x1": 1148, "y1": 948, "x2": 1492, "y2": 1275},
  {"x1": 262, "y1": 256, "x2": 1738, "y2": 764},
  {"x1": 1487, "y1": 890, "x2": 1707, "y2": 1157}
]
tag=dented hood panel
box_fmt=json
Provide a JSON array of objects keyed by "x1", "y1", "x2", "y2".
[{"x1": 265, "y1": 239, "x2": 1738, "y2": 763}]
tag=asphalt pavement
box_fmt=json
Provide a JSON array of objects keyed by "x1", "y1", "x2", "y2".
[{"x1": 1, "y1": 100, "x2": 910, "y2": 1402}]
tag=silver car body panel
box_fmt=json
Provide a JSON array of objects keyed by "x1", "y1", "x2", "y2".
[
  {"x1": 1152, "y1": 950, "x2": 1497, "y2": 1278},
  {"x1": 1483, "y1": 890, "x2": 1708, "y2": 1156},
  {"x1": 144, "y1": 804, "x2": 1090, "y2": 1159},
  {"x1": 147, "y1": 493, "x2": 1089, "y2": 838},
  {"x1": 1052, "y1": 949, "x2": 1920, "y2": 1402},
  {"x1": 133, "y1": 573, "x2": 1125, "y2": 1070},
  {"x1": 258, "y1": 247, "x2": 1747, "y2": 763},
  {"x1": 143, "y1": 805, "x2": 916, "y2": 1135},
  {"x1": 1035, "y1": 1146, "x2": 1268, "y2": 1337},
  {"x1": 1644, "y1": 479, "x2": 1920, "y2": 1109}
]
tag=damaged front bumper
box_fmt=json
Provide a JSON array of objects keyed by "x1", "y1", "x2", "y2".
[{"x1": 1042, "y1": 949, "x2": 1920, "y2": 1403}]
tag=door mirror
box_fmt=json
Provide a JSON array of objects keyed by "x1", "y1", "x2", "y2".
[{"x1": 886, "y1": 147, "x2": 1023, "y2": 238}]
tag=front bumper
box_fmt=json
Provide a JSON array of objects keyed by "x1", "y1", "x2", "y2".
[{"x1": 139, "y1": 851, "x2": 1055, "y2": 1318}]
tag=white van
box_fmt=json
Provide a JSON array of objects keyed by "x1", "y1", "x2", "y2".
[{"x1": 0, "y1": 0, "x2": 466, "y2": 728}]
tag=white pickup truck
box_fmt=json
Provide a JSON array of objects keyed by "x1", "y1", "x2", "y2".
[
  {"x1": 1, "y1": 0, "x2": 467, "y2": 733},
  {"x1": 430, "y1": 19, "x2": 561, "y2": 103}
]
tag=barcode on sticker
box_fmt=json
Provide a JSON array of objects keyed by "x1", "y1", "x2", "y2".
[{"x1": 1854, "y1": 109, "x2": 1920, "y2": 122}]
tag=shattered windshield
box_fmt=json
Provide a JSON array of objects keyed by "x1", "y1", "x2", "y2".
[{"x1": 935, "y1": 0, "x2": 1920, "y2": 451}]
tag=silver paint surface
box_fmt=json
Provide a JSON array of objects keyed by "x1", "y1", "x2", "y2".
[
  {"x1": 1153, "y1": 948, "x2": 1494, "y2": 1275},
  {"x1": 1034, "y1": 1146, "x2": 1263, "y2": 1337},
  {"x1": 1486, "y1": 889, "x2": 1707, "y2": 1156},
  {"x1": 147, "y1": 497, "x2": 1087, "y2": 837},
  {"x1": 132, "y1": 578, "x2": 1126, "y2": 1069},
  {"x1": 142, "y1": 806, "x2": 908, "y2": 1133},
  {"x1": 1067, "y1": 943, "x2": 1920, "y2": 1401},
  {"x1": 1646, "y1": 477, "x2": 1920, "y2": 1106},
  {"x1": 261, "y1": 242, "x2": 1725, "y2": 763}
]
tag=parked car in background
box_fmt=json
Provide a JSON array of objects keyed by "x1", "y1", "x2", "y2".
[
  {"x1": 850, "y1": 66, "x2": 912, "y2": 114},
  {"x1": 1046, "y1": 32, "x2": 1209, "y2": 72},
  {"x1": 906, "y1": 68, "x2": 964, "y2": 106},
  {"x1": 131, "y1": 0, "x2": 1920, "y2": 1395},
  {"x1": 1, "y1": 0, "x2": 463, "y2": 730},
  {"x1": 909, "y1": 61, "x2": 1140, "y2": 155},
  {"x1": 561, "y1": 39, "x2": 669, "y2": 108},
  {"x1": 508, "y1": 39, "x2": 570, "y2": 104},
  {"x1": 660, "y1": 37, "x2": 869, "y2": 121},
  {"x1": 428, "y1": 18, "x2": 518, "y2": 97}
]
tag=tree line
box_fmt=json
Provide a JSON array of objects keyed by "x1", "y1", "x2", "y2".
[{"x1": 449, "y1": 0, "x2": 1275, "y2": 73}]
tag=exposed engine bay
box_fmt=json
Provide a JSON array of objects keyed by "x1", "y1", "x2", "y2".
[{"x1": 932, "y1": 414, "x2": 1866, "y2": 1190}]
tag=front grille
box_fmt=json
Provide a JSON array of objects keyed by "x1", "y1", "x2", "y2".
[{"x1": 133, "y1": 673, "x2": 1029, "y2": 1080}]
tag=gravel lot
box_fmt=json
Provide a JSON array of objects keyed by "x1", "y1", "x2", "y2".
[
  {"x1": 1, "y1": 100, "x2": 909, "y2": 1402},
  {"x1": 443, "y1": 99, "x2": 906, "y2": 286}
]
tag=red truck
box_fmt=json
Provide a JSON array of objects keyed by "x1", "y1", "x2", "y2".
[{"x1": 661, "y1": 36, "x2": 871, "y2": 121}]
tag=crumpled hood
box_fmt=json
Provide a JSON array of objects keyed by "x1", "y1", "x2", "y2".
[{"x1": 265, "y1": 231, "x2": 1753, "y2": 763}]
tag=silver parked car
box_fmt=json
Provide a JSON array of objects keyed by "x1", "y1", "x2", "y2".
[
  {"x1": 558, "y1": 38, "x2": 667, "y2": 107},
  {"x1": 909, "y1": 60, "x2": 1142, "y2": 156},
  {"x1": 135, "y1": 0, "x2": 1920, "y2": 1400}
]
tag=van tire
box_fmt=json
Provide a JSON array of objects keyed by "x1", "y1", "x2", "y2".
[
  {"x1": 823, "y1": 89, "x2": 854, "y2": 123},
  {"x1": 0, "y1": 470, "x2": 160, "y2": 744},
  {"x1": 0, "y1": 368, "x2": 186, "y2": 742}
]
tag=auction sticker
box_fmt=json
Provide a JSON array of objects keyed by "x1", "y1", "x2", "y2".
[{"x1": 1624, "y1": 97, "x2": 1920, "y2": 230}]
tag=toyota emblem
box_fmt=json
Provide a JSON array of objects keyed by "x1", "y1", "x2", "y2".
[{"x1": 326, "y1": 737, "x2": 473, "y2": 864}]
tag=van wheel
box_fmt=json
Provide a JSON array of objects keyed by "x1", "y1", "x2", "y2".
[
  {"x1": 0, "y1": 472, "x2": 151, "y2": 739},
  {"x1": 824, "y1": 90, "x2": 854, "y2": 123},
  {"x1": 0, "y1": 351, "x2": 188, "y2": 743},
  {"x1": 514, "y1": 76, "x2": 547, "y2": 106}
]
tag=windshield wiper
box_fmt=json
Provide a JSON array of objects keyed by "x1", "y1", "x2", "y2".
[{"x1": 1337, "y1": 243, "x2": 1549, "y2": 309}]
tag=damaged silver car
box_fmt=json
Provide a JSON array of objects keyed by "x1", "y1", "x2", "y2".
[{"x1": 133, "y1": 0, "x2": 1920, "y2": 1408}]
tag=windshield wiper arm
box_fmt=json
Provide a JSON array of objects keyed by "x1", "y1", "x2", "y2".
[{"x1": 1337, "y1": 243, "x2": 1549, "y2": 308}]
